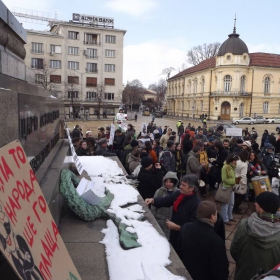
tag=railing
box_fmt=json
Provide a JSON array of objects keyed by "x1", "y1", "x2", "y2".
[
  {"x1": 86, "y1": 70, "x2": 98, "y2": 73},
  {"x1": 83, "y1": 41, "x2": 101, "y2": 45},
  {"x1": 30, "y1": 50, "x2": 44, "y2": 54},
  {"x1": 31, "y1": 65, "x2": 44, "y2": 69},
  {"x1": 86, "y1": 55, "x2": 98, "y2": 59},
  {"x1": 210, "y1": 91, "x2": 252, "y2": 97},
  {"x1": 50, "y1": 80, "x2": 61, "y2": 84},
  {"x1": 86, "y1": 83, "x2": 97, "y2": 87}
]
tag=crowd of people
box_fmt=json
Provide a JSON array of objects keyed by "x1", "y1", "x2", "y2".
[{"x1": 69, "y1": 120, "x2": 280, "y2": 280}]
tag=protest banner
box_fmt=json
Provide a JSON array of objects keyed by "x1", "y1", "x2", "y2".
[
  {"x1": 141, "y1": 123, "x2": 148, "y2": 135},
  {"x1": 108, "y1": 123, "x2": 115, "y2": 146},
  {"x1": 225, "y1": 128, "x2": 243, "y2": 136},
  {"x1": 0, "y1": 140, "x2": 81, "y2": 280},
  {"x1": 64, "y1": 124, "x2": 84, "y2": 175}
]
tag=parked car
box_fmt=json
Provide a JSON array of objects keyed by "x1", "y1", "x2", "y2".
[
  {"x1": 255, "y1": 116, "x2": 267, "y2": 124},
  {"x1": 266, "y1": 117, "x2": 280, "y2": 124},
  {"x1": 276, "y1": 125, "x2": 280, "y2": 134},
  {"x1": 233, "y1": 117, "x2": 256, "y2": 125},
  {"x1": 142, "y1": 111, "x2": 150, "y2": 116},
  {"x1": 154, "y1": 111, "x2": 164, "y2": 118}
]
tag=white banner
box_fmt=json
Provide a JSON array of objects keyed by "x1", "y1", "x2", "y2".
[
  {"x1": 109, "y1": 123, "x2": 115, "y2": 146},
  {"x1": 226, "y1": 128, "x2": 243, "y2": 136}
]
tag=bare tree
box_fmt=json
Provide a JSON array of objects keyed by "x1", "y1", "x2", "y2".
[
  {"x1": 148, "y1": 78, "x2": 167, "y2": 109},
  {"x1": 177, "y1": 63, "x2": 187, "y2": 73},
  {"x1": 34, "y1": 63, "x2": 61, "y2": 97},
  {"x1": 95, "y1": 82, "x2": 106, "y2": 118},
  {"x1": 187, "y1": 42, "x2": 221, "y2": 65},
  {"x1": 122, "y1": 79, "x2": 144, "y2": 111},
  {"x1": 161, "y1": 67, "x2": 176, "y2": 80}
]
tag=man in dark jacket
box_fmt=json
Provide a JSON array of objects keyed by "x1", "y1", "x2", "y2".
[
  {"x1": 178, "y1": 201, "x2": 229, "y2": 280},
  {"x1": 178, "y1": 122, "x2": 184, "y2": 142},
  {"x1": 71, "y1": 125, "x2": 82, "y2": 139},
  {"x1": 113, "y1": 129, "x2": 125, "y2": 157},
  {"x1": 95, "y1": 138, "x2": 116, "y2": 157},
  {"x1": 137, "y1": 157, "x2": 163, "y2": 200},
  {"x1": 145, "y1": 174, "x2": 201, "y2": 253},
  {"x1": 261, "y1": 129, "x2": 270, "y2": 148}
]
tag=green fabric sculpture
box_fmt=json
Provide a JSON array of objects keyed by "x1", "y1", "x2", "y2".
[{"x1": 60, "y1": 169, "x2": 141, "y2": 249}]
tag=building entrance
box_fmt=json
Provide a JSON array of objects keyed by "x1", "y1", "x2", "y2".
[{"x1": 220, "y1": 101, "x2": 231, "y2": 120}]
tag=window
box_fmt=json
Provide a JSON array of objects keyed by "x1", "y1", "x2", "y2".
[
  {"x1": 193, "y1": 101, "x2": 196, "y2": 110},
  {"x1": 68, "y1": 47, "x2": 79, "y2": 55},
  {"x1": 86, "y1": 92, "x2": 97, "y2": 99},
  {"x1": 105, "y1": 64, "x2": 115, "y2": 72},
  {"x1": 104, "y1": 93, "x2": 114, "y2": 100},
  {"x1": 187, "y1": 81, "x2": 191, "y2": 94},
  {"x1": 31, "y1": 43, "x2": 43, "y2": 54},
  {"x1": 240, "y1": 75, "x2": 246, "y2": 92},
  {"x1": 67, "y1": 91, "x2": 79, "y2": 99},
  {"x1": 105, "y1": 49, "x2": 115, "y2": 57},
  {"x1": 200, "y1": 100, "x2": 203, "y2": 111},
  {"x1": 187, "y1": 101, "x2": 190, "y2": 110},
  {"x1": 201, "y1": 78, "x2": 205, "y2": 93},
  {"x1": 68, "y1": 61, "x2": 79, "y2": 69},
  {"x1": 50, "y1": 60, "x2": 61, "y2": 68},
  {"x1": 50, "y1": 75, "x2": 61, "y2": 83},
  {"x1": 68, "y1": 76, "x2": 79, "y2": 84},
  {"x1": 68, "y1": 31, "x2": 79, "y2": 40},
  {"x1": 35, "y1": 74, "x2": 44, "y2": 84},
  {"x1": 264, "y1": 77, "x2": 270, "y2": 93},
  {"x1": 86, "y1": 77, "x2": 97, "y2": 87},
  {"x1": 31, "y1": 58, "x2": 43, "y2": 69},
  {"x1": 86, "y1": 63, "x2": 98, "y2": 73},
  {"x1": 193, "y1": 78, "x2": 197, "y2": 94},
  {"x1": 87, "y1": 48, "x2": 97, "y2": 58},
  {"x1": 105, "y1": 78, "x2": 115, "y2": 85},
  {"x1": 224, "y1": 75, "x2": 232, "y2": 92},
  {"x1": 105, "y1": 35, "x2": 116, "y2": 43},
  {"x1": 50, "y1": 45, "x2": 61, "y2": 54},
  {"x1": 263, "y1": 102, "x2": 269, "y2": 113},
  {"x1": 85, "y1": 34, "x2": 99, "y2": 45}
]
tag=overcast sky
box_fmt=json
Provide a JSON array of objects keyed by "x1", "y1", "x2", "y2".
[{"x1": 3, "y1": 0, "x2": 280, "y2": 87}]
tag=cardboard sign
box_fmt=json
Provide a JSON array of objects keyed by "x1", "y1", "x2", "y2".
[
  {"x1": 118, "y1": 122, "x2": 127, "y2": 132},
  {"x1": 108, "y1": 123, "x2": 115, "y2": 146},
  {"x1": 226, "y1": 128, "x2": 243, "y2": 136},
  {"x1": 64, "y1": 125, "x2": 84, "y2": 175},
  {"x1": 0, "y1": 140, "x2": 81, "y2": 280},
  {"x1": 141, "y1": 123, "x2": 148, "y2": 135}
]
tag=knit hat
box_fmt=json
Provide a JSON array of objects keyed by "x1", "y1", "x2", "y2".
[
  {"x1": 141, "y1": 157, "x2": 153, "y2": 168},
  {"x1": 167, "y1": 140, "x2": 175, "y2": 148},
  {"x1": 264, "y1": 143, "x2": 274, "y2": 150},
  {"x1": 236, "y1": 139, "x2": 243, "y2": 144},
  {"x1": 242, "y1": 141, "x2": 251, "y2": 148},
  {"x1": 130, "y1": 139, "x2": 139, "y2": 148},
  {"x1": 256, "y1": 192, "x2": 280, "y2": 214}
]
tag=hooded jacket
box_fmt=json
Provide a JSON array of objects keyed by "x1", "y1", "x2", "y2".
[
  {"x1": 151, "y1": 172, "x2": 179, "y2": 239},
  {"x1": 258, "y1": 143, "x2": 275, "y2": 170},
  {"x1": 186, "y1": 150, "x2": 202, "y2": 178},
  {"x1": 231, "y1": 212, "x2": 280, "y2": 280},
  {"x1": 127, "y1": 154, "x2": 140, "y2": 174}
]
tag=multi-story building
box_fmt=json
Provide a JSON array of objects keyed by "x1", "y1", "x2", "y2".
[
  {"x1": 25, "y1": 14, "x2": 126, "y2": 119},
  {"x1": 167, "y1": 26, "x2": 280, "y2": 121}
]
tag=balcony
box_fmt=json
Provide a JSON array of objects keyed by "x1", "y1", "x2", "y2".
[
  {"x1": 86, "y1": 83, "x2": 97, "y2": 87},
  {"x1": 83, "y1": 41, "x2": 101, "y2": 45},
  {"x1": 31, "y1": 65, "x2": 44, "y2": 69},
  {"x1": 86, "y1": 55, "x2": 98, "y2": 59},
  {"x1": 210, "y1": 91, "x2": 252, "y2": 97},
  {"x1": 30, "y1": 50, "x2": 44, "y2": 54},
  {"x1": 86, "y1": 70, "x2": 98, "y2": 73}
]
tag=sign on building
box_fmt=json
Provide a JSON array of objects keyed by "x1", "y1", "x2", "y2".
[
  {"x1": 72, "y1": 13, "x2": 114, "y2": 28},
  {"x1": 0, "y1": 140, "x2": 81, "y2": 280}
]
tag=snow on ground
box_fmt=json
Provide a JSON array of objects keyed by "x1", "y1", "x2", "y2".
[{"x1": 71, "y1": 156, "x2": 186, "y2": 279}]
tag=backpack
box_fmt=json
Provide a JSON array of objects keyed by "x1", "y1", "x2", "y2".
[{"x1": 159, "y1": 150, "x2": 172, "y2": 173}]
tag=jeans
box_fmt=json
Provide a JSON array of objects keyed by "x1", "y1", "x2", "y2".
[{"x1": 221, "y1": 191, "x2": 234, "y2": 222}]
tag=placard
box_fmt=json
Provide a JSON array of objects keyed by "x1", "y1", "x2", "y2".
[
  {"x1": 141, "y1": 123, "x2": 148, "y2": 135},
  {"x1": 226, "y1": 128, "x2": 243, "y2": 136},
  {"x1": 108, "y1": 123, "x2": 115, "y2": 146},
  {"x1": 0, "y1": 140, "x2": 81, "y2": 280}
]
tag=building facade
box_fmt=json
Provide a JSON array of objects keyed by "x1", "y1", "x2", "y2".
[
  {"x1": 167, "y1": 27, "x2": 280, "y2": 121},
  {"x1": 25, "y1": 18, "x2": 126, "y2": 119}
]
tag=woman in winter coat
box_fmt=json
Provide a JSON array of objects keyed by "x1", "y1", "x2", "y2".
[
  {"x1": 233, "y1": 150, "x2": 249, "y2": 214},
  {"x1": 221, "y1": 154, "x2": 239, "y2": 225},
  {"x1": 152, "y1": 139, "x2": 162, "y2": 159},
  {"x1": 127, "y1": 148, "x2": 141, "y2": 174},
  {"x1": 174, "y1": 142, "x2": 185, "y2": 180},
  {"x1": 182, "y1": 133, "x2": 193, "y2": 155},
  {"x1": 151, "y1": 172, "x2": 179, "y2": 239},
  {"x1": 76, "y1": 140, "x2": 90, "y2": 156},
  {"x1": 145, "y1": 141, "x2": 158, "y2": 163}
]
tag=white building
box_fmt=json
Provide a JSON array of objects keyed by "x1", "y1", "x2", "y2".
[{"x1": 25, "y1": 15, "x2": 126, "y2": 118}]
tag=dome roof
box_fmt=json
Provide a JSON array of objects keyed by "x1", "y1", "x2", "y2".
[{"x1": 218, "y1": 27, "x2": 248, "y2": 56}]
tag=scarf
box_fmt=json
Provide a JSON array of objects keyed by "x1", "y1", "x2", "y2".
[
  {"x1": 249, "y1": 162, "x2": 261, "y2": 173},
  {"x1": 258, "y1": 212, "x2": 280, "y2": 223},
  {"x1": 173, "y1": 192, "x2": 194, "y2": 212}
]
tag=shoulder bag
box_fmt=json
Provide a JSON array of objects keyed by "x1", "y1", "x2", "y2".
[{"x1": 215, "y1": 183, "x2": 232, "y2": 204}]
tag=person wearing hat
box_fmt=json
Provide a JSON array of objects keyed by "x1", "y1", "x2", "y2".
[
  {"x1": 231, "y1": 192, "x2": 280, "y2": 280},
  {"x1": 137, "y1": 157, "x2": 163, "y2": 200},
  {"x1": 160, "y1": 140, "x2": 176, "y2": 174},
  {"x1": 178, "y1": 122, "x2": 184, "y2": 143},
  {"x1": 95, "y1": 138, "x2": 116, "y2": 157},
  {"x1": 176, "y1": 120, "x2": 182, "y2": 129},
  {"x1": 258, "y1": 143, "x2": 278, "y2": 179},
  {"x1": 122, "y1": 139, "x2": 139, "y2": 172},
  {"x1": 241, "y1": 140, "x2": 251, "y2": 152}
]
